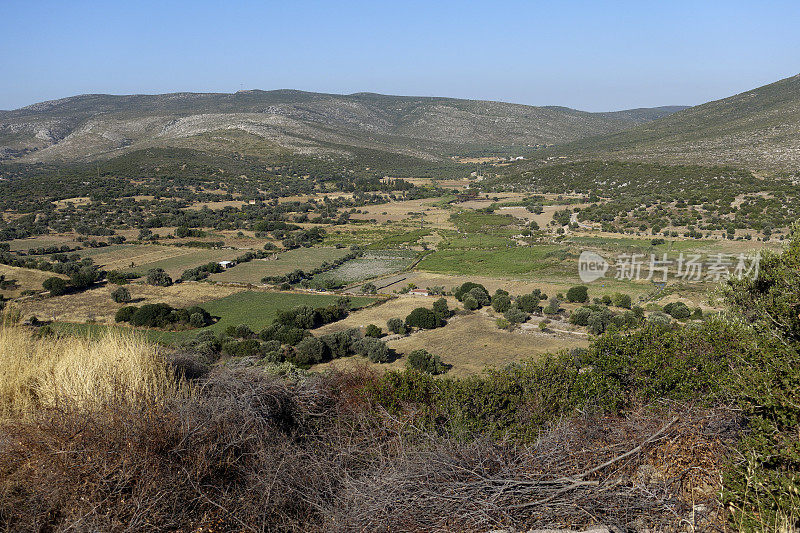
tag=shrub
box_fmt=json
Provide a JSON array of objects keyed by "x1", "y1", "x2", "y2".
[
  {"x1": 130, "y1": 303, "x2": 175, "y2": 328},
  {"x1": 462, "y1": 295, "x2": 479, "y2": 311},
  {"x1": 115, "y1": 306, "x2": 137, "y2": 323},
  {"x1": 495, "y1": 318, "x2": 510, "y2": 330},
  {"x1": 569, "y1": 307, "x2": 592, "y2": 326},
  {"x1": 517, "y1": 292, "x2": 544, "y2": 313},
  {"x1": 111, "y1": 286, "x2": 131, "y2": 303},
  {"x1": 353, "y1": 337, "x2": 390, "y2": 363},
  {"x1": 234, "y1": 339, "x2": 263, "y2": 357},
  {"x1": 543, "y1": 297, "x2": 561, "y2": 315},
  {"x1": 587, "y1": 309, "x2": 614, "y2": 335},
  {"x1": 612, "y1": 293, "x2": 632, "y2": 309},
  {"x1": 43, "y1": 277, "x2": 68, "y2": 296},
  {"x1": 387, "y1": 317, "x2": 407, "y2": 334},
  {"x1": 235, "y1": 324, "x2": 255, "y2": 339},
  {"x1": 146, "y1": 268, "x2": 173, "y2": 287},
  {"x1": 491, "y1": 294, "x2": 511, "y2": 313},
  {"x1": 663, "y1": 301, "x2": 691, "y2": 319},
  {"x1": 454, "y1": 282, "x2": 487, "y2": 301},
  {"x1": 503, "y1": 306, "x2": 529, "y2": 325},
  {"x1": 292, "y1": 337, "x2": 327, "y2": 365},
  {"x1": 432, "y1": 298, "x2": 450, "y2": 319},
  {"x1": 365, "y1": 324, "x2": 382, "y2": 338},
  {"x1": 566, "y1": 285, "x2": 589, "y2": 303},
  {"x1": 320, "y1": 330, "x2": 356, "y2": 359},
  {"x1": 259, "y1": 324, "x2": 309, "y2": 345},
  {"x1": 647, "y1": 311, "x2": 672, "y2": 326},
  {"x1": 405, "y1": 307, "x2": 440, "y2": 329},
  {"x1": 468, "y1": 286, "x2": 490, "y2": 307},
  {"x1": 188, "y1": 313, "x2": 206, "y2": 328},
  {"x1": 107, "y1": 270, "x2": 137, "y2": 284},
  {"x1": 406, "y1": 349, "x2": 446, "y2": 375}
]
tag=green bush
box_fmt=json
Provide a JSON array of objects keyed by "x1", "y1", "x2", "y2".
[
  {"x1": 387, "y1": 317, "x2": 407, "y2": 334},
  {"x1": 516, "y1": 293, "x2": 543, "y2": 313},
  {"x1": 365, "y1": 324, "x2": 382, "y2": 338},
  {"x1": 43, "y1": 277, "x2": 68, "y2": 296},
  {"x1": 491, "y1": 294, "x2": 511, "y2": 313},
  {"x1": 354, "y1": 337, "x2": 390, "y2": 363},
  {"x1": 130, "y1": 303, "x2": 175, "y2": 328},
  {"x1": 406, "y1": 349, "x2": 446, "y2": 375},
  {"x1": 292, "y1": 337, "x2": 327, "y2": 365},
  {"x1": 569, "y1": 307, "x2": 592, "y2": 326},
  {"x1": 454, "y1": 282, "x2": 487, "y2": 302},
  {"x1": 543, "y1": 297, "x2": 561, "y2": 315},
  {"x1": 503, "y1": 306, "x2": 529, "y2": 325},
  {"x1": 115, "y1": 306, "x2": 137, "y2": 323},
  {"x1": 663, "y1": 301, "x2": 691, "y2": 319},
  {"x1": 111, "y1": 286, "x2": 131, "y2": 303},
  {"x1": 405, "y1": 307, "x2": 441, "y2": 329},
  {"x1": 432, "y1": 297, "x2": 450, "y2": 318},
  {"x1": 146, "y1": 268, "x2": 173, "y2": 287},
  {"x1": 566, "y1": 285, "x2": 589, "y2": 303},
  {"x1": 612, "y1": 293, "x2": 632, "y2": 309}
]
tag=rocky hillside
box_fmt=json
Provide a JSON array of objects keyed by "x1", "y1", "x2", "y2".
[
  {"x1": 553, "y1": 73, "x2": 800, "y2": 170},
  {"x1": 0, "y1": 90, "x2": 684, "y2": 163}
]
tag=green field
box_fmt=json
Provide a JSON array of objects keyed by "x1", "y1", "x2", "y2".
[
  {"x1": 417, "y1": 246, "x2": 565, "y2": 276},
  {"x1": 55, "y1": 291, "x2": 377, "y2": 344},
  {"x1": 436, "y1": 230, "x2": 517, "y2": 250},
  {"x1": 210, "y1": 247, "x2": 352, "y2": 283}
]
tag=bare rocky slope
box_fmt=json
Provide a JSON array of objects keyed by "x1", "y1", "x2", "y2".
[
  {"x1": 552, "y1": 73, "x2": 800, "y2": 171},
  {"x1": 0, "y1": 90, "x2": 684, "y2": 163}
]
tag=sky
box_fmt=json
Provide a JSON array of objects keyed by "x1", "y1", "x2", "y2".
[{"x1": 1, "y1": 0, "x2": 799, "y2": 112}]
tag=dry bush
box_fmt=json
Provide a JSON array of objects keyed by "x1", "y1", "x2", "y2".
[
  {"x1": 321, "y1": 405, "x2": 743, "y2": 532},
  {"x1": 0, "y1": 324, "x2": 181, "y2": 417},
  {"x1": 0, "y1": 325, "x2": 742, "y2": 532}
]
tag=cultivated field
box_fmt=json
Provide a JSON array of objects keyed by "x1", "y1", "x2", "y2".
[
  {"x1": 78, "y1": 244, "x2": 241, "y2": 278},
  {"x1": 210, "y1": 247, "x2": 352, "y2": 283},
  {"x1": 312, "y1": 251, "x2": 417, "y2": 285}
]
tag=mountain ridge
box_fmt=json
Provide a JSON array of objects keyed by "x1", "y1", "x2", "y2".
[{"x1": 0, "y1": 90, "x2": 687, "y2": 164}]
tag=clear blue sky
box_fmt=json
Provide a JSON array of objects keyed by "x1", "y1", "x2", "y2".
[{"x1": 1, "y1": 0, "x2": 798, "y2": 111}]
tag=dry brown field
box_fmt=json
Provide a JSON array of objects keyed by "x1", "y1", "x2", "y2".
[
  {"x1": 0, "y1": 264, "x2": 68, "y2": 299},
  {"x1": 18, "y1": 281, "x2": 244, "y2": 324}
]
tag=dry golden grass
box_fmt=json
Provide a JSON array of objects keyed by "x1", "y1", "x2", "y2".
[
  {"x1": 19, "y1": 281, "x2": 244, "y2": 324},
  {"x1": 314, "y1": 309, "x2": 588, "y2": 378},
  {"x1": 0, "y1": 264, "x2": 68, "y2": 298},
  {"x1": 0, "y1": 323, "x2": 180, "y2": 418}
]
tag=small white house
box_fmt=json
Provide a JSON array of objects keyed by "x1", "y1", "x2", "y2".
[
  {"x1": 409, "y1": 288, "x2": 429, "y2": 296},
  {"x1": 219, "y1": 260, "x2": 234, "y2": 269}
]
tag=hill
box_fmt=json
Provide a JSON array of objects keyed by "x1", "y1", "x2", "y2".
[
  {"x1": 551, "y1": 73, "x2": 800, "y2": 170},
  {"x1": 0, "y1": 90, "x2": 684, "y2": 164}
]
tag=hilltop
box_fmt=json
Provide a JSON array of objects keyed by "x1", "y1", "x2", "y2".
[
  {"x1": 549, "y1": 73, "x2": 800, "y2": 170},
  {"x1": 0, "y1": 90, "x2": 684, "y2": 164}
]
